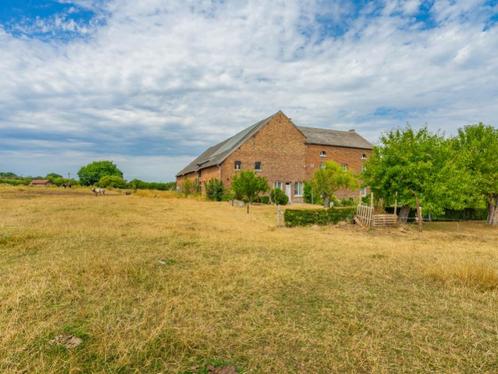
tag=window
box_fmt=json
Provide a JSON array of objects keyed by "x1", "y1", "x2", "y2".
[
  {"x1": 320, "y1": 150, "x2": 327, "y2": 158},
  {"x1": 361, "y1": 153, "x2": 367, "y2": 160},
  {"x1": 274, "y1": 181, "x2": 283, "y2": 190},
  {"x1": 294, "y1": 182, "x2": 304, "y2": 196},
  {"x1": 360, "y1": 187, "x2": 367, "y2": 197},
  {"x1": 234, "y1": 160, "x2": 241, "y2": 170},
  {"x1": 341, "y1": 164, "x2": 348, "y2": 171},
  {"x1": 254, "y1": 161, "x2": 261, "y2": 171}
]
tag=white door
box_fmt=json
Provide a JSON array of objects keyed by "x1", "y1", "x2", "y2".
[{"x1": 285, "y1": 183, "x2": 292, "y2": 204}]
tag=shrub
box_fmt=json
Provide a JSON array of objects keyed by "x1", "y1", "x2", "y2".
[
  {"x1": 98, "y1": 175, "x2": 127, "y2": 188},
  {"x1": 258, "y1": 195, "x2": 270, "y2": 204},
  {"x1": 270, "y1": 188, "x2": 288, "y2": 205},
  {"x1": 206, "y1": 178, "x2": 224, "y2": 201},
  {"x1": 128, "y1": 179, "x2": 175, "y2": 191},
  {"x1": 179, "y1": 179, "x2": 200, "y2": 196},
  {"x1": 284, "y1": 207, "x2": 355, "y2": 227}
]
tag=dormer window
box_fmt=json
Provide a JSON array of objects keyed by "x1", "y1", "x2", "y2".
[
  {"x1": 320, "y1": 151, "x2": 327, "y2": 158},
  {"x1": 361, "y1": 153, "x2": 367, "y2": 160},
  {"x1": 234, "y1": 160, "x2": 241, "y2": 170},
  {"x1": 254, "y1": 161, "x2": 261, "y2": 171}
]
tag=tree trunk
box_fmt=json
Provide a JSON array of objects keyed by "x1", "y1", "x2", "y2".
[
  {"x1": 415, "y1": 195, "x2": 423, "y2": 231},
  {"x1": 398, "y1": 206, "x2": 410, "y2": 224},
  {"x1": 487, "y1": 196, "x2": 497, "y2": 225},
  {"x1": 246, "y1": 202, "x2": 250, "y2": 214},
  {"x1": 323, "y1": 196, "x2": 330, "y2": 208}
]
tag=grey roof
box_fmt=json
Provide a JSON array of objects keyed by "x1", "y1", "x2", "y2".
[
  {"x1": 176, "y1": 112, "x2": 373, "y2": 177},
  {"x1": 297, "y1": 126, "x2": 373, "y2": 149},
  {"x1": 176, "y1": 113, "x2": 276, "y2": 176}
]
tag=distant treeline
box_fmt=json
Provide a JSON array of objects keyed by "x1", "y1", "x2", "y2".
[{"x1": 0, "y1": 171, "x2": 175, "y2": 191}]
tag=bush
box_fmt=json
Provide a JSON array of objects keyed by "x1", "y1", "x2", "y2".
[
  {"x1": 206, "y1": 178, "x2": 224, "y2": 201},
  {"x1": 253, "y1": 195, "x2": 270, "y2": 204},
  {"x1": 270, "y1": 188, "x2": 288, "y2": 205},
  {"x1": 284, "y1": 207, "x2": 355, "y2": 227},
  {"x1": 98, "y1": 175, "x2": 127, "y2": 188},
  {"x1": 128, "y1": 179, "x2": 175, "y2": 191}
]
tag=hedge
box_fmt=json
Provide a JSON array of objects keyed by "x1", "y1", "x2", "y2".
[
  {"x1": 385, "y1": 207, "x2": 487, "y2": 221},
  {"x1": 284, "y1": 207, "x2": 355, "y2": 227}
]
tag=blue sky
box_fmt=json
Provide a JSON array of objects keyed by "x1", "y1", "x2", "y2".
[{"x1": 1, "y1": 0, "x2": 497, "y2": 181}]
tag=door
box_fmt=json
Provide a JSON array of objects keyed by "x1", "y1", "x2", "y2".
[{"x1": 285, "y1": 183, "x2": 292, "y2": 204}]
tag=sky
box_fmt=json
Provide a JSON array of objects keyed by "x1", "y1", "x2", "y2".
[{"x1": 0, "y1": 0, "x2": 497, "y2": 181}]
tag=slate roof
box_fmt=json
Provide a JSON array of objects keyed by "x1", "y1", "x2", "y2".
[
  {"x1": 176, "y1": 112, "x2": 373, "y2": 177},
  {"x1": 297, "y1": 126, "x2": 373, "y2": 149}
]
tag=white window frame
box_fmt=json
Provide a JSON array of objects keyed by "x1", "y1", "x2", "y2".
[
  {"x1": 361, "y1": 153, "x2": 367, "y2": 160},
  {"x1": 234, "y1": 160, "x2": 241, "y2": 170},
  {"x1": 274, "y1": 181, "x2": 283, "y2": 190},
  {"x1": 254, "y1": 161, "x2": 262, "y2": 171},
  {"x1": 320, "y1": 151, "x2": 327, "y2": 158},
  {"x1": 294, "y1": 182, "x2": 304, "y2": 197}
]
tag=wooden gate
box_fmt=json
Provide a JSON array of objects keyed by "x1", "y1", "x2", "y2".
[{"x1": 355, "y1": 204, "x2": 374, "y2": 227}]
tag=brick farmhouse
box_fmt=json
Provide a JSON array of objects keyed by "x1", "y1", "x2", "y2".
[{"x1": 176, "y1": 111, "x2": 373, "y2": 203}]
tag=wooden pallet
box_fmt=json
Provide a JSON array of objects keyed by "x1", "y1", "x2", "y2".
[{"x1": 373, "y1": 214, "x2": 398, "y2": 227}]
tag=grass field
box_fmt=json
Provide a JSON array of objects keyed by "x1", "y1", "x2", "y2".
[{"x1": 1, "y1": 186, "x2": 498, "y2": 373}]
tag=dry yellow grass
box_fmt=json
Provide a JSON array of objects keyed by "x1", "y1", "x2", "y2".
[{"x1": 1, "y1": 186, "x2": 497, "y2": 373}]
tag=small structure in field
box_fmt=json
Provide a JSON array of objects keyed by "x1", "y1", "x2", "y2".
[
  {"x1": 354, "y1": 193, "x2": 398, "y2": 228},
  {"x1": 30, "y1": 179, "x2": 52, "y2": 186}
]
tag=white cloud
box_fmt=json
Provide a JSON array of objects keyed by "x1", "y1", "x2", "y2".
[{"x1": 0, "y1": 0, "x2": 497, "y2": 180}]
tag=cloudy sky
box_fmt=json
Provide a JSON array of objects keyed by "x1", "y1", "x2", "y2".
[{"x1": 1, "y1": 0, "x2": 497, "y2": 181}]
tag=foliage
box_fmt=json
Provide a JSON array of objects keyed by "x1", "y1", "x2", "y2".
[
  {"x1": 128, "y1": 179, "x2": 175, "y2": 191},
  {"x1": 205, "y1": 178, "x2": 224, "y2": 201},
  {"x1": 257, "y1": 195, "x2": 271, "y2": 204},
  {"x1": 232, "y1": 171, "x2": 269, "y2": 212},
  {"x1": 232, "y1": 171, "x2": 269, "y2": 203},
  {"x1": 452, "y1": 123, "x2": 498, "y2": 224},
  {"x1": 0, "y1": 178, "x2": 31, "y2": 186},
  {"x1": 270, "y1": 188, "x2": 288, "y2": 205},
  {"x1": 284, "y1": 207, "x2": 355, "y2": 227},
  {"x1": 179, "y1": 178, "x2": 200, "y2": 196},
  {"x1": 0, "y1": 172, "x2": 18, "y2": 178},
  {"x1": 77, "y1": 161, "x2": 123, "y2": 186},
  {"x1": 362, "y1": 127, "x2": 473, "y2": 216},
  {"x1": 98, "y1": 175, "x2": 127, "y2": 188},
  {"x1": 310, "y1": 161, "x2": 358, "y2": 207}
]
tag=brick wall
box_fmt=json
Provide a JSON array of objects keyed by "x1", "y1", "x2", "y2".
[
  {"x1": 305, "y1": 144, "x2": 372, "y2": 199},
  {"x1": 176, "y1": 166, "x2": 221, "y2": 194},
  {"x1": 221, "y1": 112, "x2": 307, "y2": 202}
]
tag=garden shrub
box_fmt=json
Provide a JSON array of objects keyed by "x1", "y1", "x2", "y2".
[
  {"x1": 284, "y1": 207, "x2": 355, "y2": 227},
  {"x1": 270, "y1": 188, "x2": 288, "y2": 205},
  {"x1": 206, "y1": 178, "x2": 224, "y2": 201}
]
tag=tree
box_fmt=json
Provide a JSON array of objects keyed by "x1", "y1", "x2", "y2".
[
  {"x1": 452, "y1": 123, "x2": 498, "y2": 224},
  {"x1": 98, "y1": 175, "x2": 127, "y2": 188},
  {"x1": 270, "y1": 188, "x2": 289, "y2": 205},
  {"x1": 232, "y1": 171, "x2": 269, "y2": 213},
  {"x1": 362, "y1": 127, "x2": 472, "y2": 226},
  {"x1": 205, "y1": 178, "x2": 224, "y2": 201},
  {"x1": 77, "y1": 161, "x2": 123, "y2": 186},
  {"x1": 310, "y1": 161, "x2": 358, "y2": 208}
]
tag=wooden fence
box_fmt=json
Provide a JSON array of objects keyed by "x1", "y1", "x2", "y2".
[{"x1": 355, "y1": 204, "x2": 398, "y2": 228}]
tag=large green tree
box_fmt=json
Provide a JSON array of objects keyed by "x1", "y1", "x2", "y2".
[
  {"x1": 310, "y1": 161, "x2": 358, "y2": 208},
  {"x1": 77, "y1": 161, "x2": 123, "y2": 186},
  {"x1": 362, "y1": 127, "x2": 472, "y2": 224},
  {"x1": 232, "y1": 171, "x2": 269, "y2": 213},
  {"x1": 452, "y1": 123, "x2": 498, "y2": 225}
]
